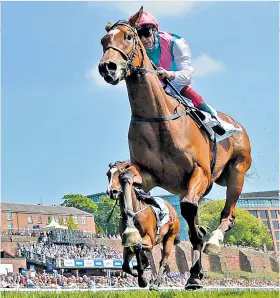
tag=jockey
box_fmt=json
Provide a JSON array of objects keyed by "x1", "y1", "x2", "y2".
[{"x1": 129, "y1": 11, "x2": 242, "y2": 142}]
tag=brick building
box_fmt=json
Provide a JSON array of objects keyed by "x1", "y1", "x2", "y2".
[
  {"x1": 1, "y1": 203, "x2": 96, "y2": 233},
  {"x1": 236, "y1": 190, "x2": 280, "y2": 252}
]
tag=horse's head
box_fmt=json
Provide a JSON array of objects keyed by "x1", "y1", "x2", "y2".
[
  {"x1": 98, "y1": 7, "x2": 144, "y2": 85},
  {"x1": 106, "y1": 160, "x2": 142, "y2": 199}
]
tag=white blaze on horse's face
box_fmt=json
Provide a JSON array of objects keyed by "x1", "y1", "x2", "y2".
[
  {"x1": 107, "y1": 167, "x2": 122, "y2": 198},
  {"x1": 108, "y1": 28, "x2": 120, "y2": 37},
  {"x1": 99, "y1": 25, "x2": 133, "y2": 85}
]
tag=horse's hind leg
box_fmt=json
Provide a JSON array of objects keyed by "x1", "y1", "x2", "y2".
[
  {"x1": 204, "y1": 157, "x2": 250, "y2": 254},
  {"x1": 149, "y1": 234, "x2": 176, "y2": 291},
  {"x1": 180, "y1": 166, "x2": 209, "y2": 290}
]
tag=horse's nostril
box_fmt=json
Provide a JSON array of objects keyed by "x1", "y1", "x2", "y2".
[
  {"x1": 112, "y1": 190, "x2": 118, "y2": 194},
  {"x1": 107, "y1": 62, "x2": 117, "y2": 72},
  {"x1": 98, "y1": 63, "x2": 107, "y2": 76}
]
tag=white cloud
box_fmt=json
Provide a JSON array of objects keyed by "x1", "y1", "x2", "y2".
[
  {"x1": 89, "y1": 1, "x2": 197, "y2": 18},
  {"x1": 192, "y1": 54, "x2": 226, "y2": 78},
  {"x1": 86, "y1": 63, "x2": 126, "y2": 90}
]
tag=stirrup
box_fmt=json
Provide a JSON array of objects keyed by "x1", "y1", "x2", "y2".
[{"x1": 216, "y1": 128, "x2": 241, "y2": 142}]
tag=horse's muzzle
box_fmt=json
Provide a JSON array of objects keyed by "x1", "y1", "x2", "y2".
[
  {"x1": 98, "y1": 61, "x2": 126, "y2": 85},
  {"x1": 107, "y1": 189, "x2": 120, "y2": 200}
]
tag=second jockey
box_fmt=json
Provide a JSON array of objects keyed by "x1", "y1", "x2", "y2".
[{"x1": 129, "y1": 11, "x2": 242, "y2": 142}]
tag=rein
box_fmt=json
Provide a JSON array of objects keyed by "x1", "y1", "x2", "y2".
[
  {"x1": 106, "y1": 186, "x2": 148, "y2": 225},
  {"x1": 103, "y1": 22, "x2": 217, "y2": 175},
  {"x1": 103, "y1": 21, "x2": 192, "y2": 122}
]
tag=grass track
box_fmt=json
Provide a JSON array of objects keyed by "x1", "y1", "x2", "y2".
[{"x1": 1, "y1": 290, "x2": 279, "y2": 298}]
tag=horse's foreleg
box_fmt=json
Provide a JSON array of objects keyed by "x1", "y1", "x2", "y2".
[
  {"x1": 134, "y1": 244, "x2": 148, "y2": 288},
  {"x1": 149, "y1": 234, "x2": 175, "y2": 291},
  {"x1": 122, "y1": 247, "x2": 137, "y2": 277},
  {"x1": 132, "y1": 235, "x2": 152, "y2": 271},
  {"x1": 180, "y1": 166, "x2": 209, "y2": 290},
  {"x1": 204, "y1": 159, "x2": 249, "y2": 254}
]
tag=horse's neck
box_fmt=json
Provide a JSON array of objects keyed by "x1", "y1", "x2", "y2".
[
  {"x1": 125, "y1": 48, "x2": 173, "y2": 117},
  {"x1": 120, "y1": 188, "x2": 143, "y2": 215}
]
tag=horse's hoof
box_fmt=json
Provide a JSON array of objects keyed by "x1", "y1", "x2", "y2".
[
  {"x1": 203, "y1": 242, "x2": 221, "y2": 254},
  {"x1": 185, "y1": 283, "x2": 203, "y2": 290},
  {"x1": 185, "y1": 277, "x2": 203, "y2": 290},
  {"x1": 122, "y1": 228, "x2": 142, "y2": 248},
  {"x1": 138, "y1": 277, "x2": 148, "y2": 288},
  {"x1": 149, "y1": 283, "x2": 159, "y2": 291}
]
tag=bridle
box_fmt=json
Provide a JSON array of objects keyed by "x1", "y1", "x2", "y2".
[{"x1": 103, "y1": 21, "x2": 146, "y2": 75}]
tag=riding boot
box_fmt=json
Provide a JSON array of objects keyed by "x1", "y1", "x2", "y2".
[
  {"x1": 198, "y1": 103, "x2": 242, "y2": 142},
  {"x1": 181, "y1": 86, "x2": 242, "y2": 142}
]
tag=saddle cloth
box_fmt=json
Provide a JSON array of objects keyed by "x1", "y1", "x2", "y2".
[
  {"x1": 149, "y1": 196, "x2": 170, "y2": 227},
  {"x1": 134, "y1": 187, "x2": 171, "y2": 228}
]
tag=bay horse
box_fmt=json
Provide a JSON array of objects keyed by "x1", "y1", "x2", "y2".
[
  {"x1": 106, "y1": 160, "x2": 181, "y2": 290},
  {"x1": 99, "y1": 7, "x2": 251, "y2": 290}
]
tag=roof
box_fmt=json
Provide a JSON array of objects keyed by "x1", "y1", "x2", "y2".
[
  {"x1": 0, "y1": 202, "x2": 93, "y2": 216},
  {"x1": 239, "y1": 190, "x2": 279, "y2": 199}
]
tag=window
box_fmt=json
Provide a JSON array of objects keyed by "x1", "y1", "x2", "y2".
[
  {"x1": 7, "y1": 224, "x2": 14, "y2": 231},
  {"x1": 273, "y1": 221, "x2": 280, "y2": 229},
  {"x1": 37, "y1": 216, "x2": 42, "y2": 224},
  {"x1": 262, "y1": 221, "x2": 269, "y2": 227},
  {"x1": 271, "y1": 210, "x2": 278, "y2": 219},
  {"x1": 6, "y1": 213, "x2": 12, "y2": 221},
  {"x1": 260, "y1": 210, "x2": 268, "y2": 219},
  {"x1": 275, "y1": 231, "x2": 280, "y2": 241},
  {"x1": 28, "y1": 216, "x2": 33, "y2": 223},
  {"x1": 82, "y1": 216, "x2": 87, "y2": 224},
  {"x1": 73, "y1": 216, "x2": 78, "y2": 224},
  {"x1": 249, "y1": 210, "x2": 258, "y2": 218}
]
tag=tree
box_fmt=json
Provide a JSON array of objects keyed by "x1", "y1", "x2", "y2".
[
  {"x1": 199, "y1": 200, "x2": 273, "y2": 249},
  {"x1": 61, "y1": 194, "x2": 98, "y2": 215},
  {"x1": 95, "y1": 196, "x2": 120, "y2": 235},
  {"x1": 58, "y1": 217, "x2": 64, "y2": 226},
  {"x1": 67, "y1": 215, "x2": 78, "y2": 230}
]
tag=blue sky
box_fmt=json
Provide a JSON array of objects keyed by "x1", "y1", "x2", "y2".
[{"x1": 2, "y1": 1, "x2": 279, "y2": 206}]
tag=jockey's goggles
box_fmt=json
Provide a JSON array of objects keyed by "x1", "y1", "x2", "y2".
[{"x1": 137, "y1": 27, "x2": 155, "y2": 38}]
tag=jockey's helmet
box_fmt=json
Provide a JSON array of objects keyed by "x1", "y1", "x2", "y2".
[{"x1": 129, "y1": 11, "x2": 159, "y2": 31}]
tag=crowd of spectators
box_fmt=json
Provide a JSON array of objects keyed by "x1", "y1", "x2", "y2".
[
  {"x1": 1, "y1": 229, "x2": 121, "y2": 240},
  {"x1": 17, "y1": 241, "x2": 123, "y2": 264},
  {"x1": 0, "y1": 272, "x2": 278, "y2": 289}
]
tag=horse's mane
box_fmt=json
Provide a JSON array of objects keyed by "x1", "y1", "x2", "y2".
[{"x1": 112, "y1": 160, "x2": 131, "y2": 167}]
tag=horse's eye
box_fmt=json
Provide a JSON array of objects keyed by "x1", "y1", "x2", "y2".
[{"x1": 126, "y1": 34, "x2": 132, "y2": 41}]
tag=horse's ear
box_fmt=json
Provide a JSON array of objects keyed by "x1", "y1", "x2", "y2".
[
  {"x1": 105, "y1": 23, "x2": 112, "y2": 32},
  {"x1": 108, "y1": 163, "x2": 113, "y2": 168},
  {"x1": 128, "y1": 6, "x2": 143, "y2": 28}
]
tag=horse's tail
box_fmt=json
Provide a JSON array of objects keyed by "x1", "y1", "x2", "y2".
[
  {"x1": 174, "y1": 234, "x2": 181, "y2": 245},
  {"x1": 245, "y1": 159, "x2": 257, "y2": 181}
]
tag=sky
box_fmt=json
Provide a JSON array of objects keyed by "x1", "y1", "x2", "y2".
[{"x1": 2, "y1": 1, "x2": 279, "y2": 206}]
